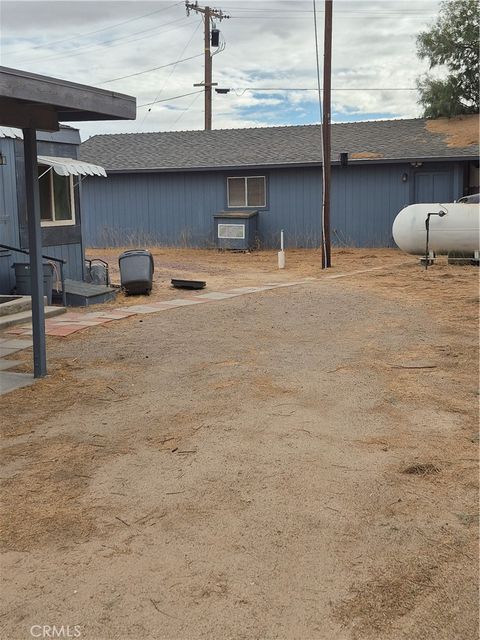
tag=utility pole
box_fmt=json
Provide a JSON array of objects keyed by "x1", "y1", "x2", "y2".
[
  {"x1": 186, "y1": 1, "x2": 229, "y2": 130},
  {"x1": 322, "y1": 0, "x2": 333, "y2": 268}
]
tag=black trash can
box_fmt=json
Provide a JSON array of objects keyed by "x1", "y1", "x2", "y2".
[
  {"x1": 118, "y1": 249, "x2": 154, "y2": 295},
  {"x1": 13, "y1": 262, "x2": 55, "y2": 305}
]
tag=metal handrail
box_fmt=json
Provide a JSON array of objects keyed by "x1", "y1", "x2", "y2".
[
  {"x1": 85, "y1": 258, "x2": 110, "y2": 286},
  {"x1": 0, "y1": 242, "x2": 67, "y2": 306}
]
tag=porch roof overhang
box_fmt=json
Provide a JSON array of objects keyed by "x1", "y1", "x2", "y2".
[
  {"x1": 38, "y1": 155, "x2": 107, "y2": 177},
  {"x1": 0, "y1": 66, "x2": 136, "y2": 378},
  {"x1": 0, "y1": 66, "x2": 136, "y2": 131}
]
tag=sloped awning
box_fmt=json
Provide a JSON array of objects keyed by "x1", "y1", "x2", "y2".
[{"x1": 37, "y1": 154, "x2": 107, "y2": 177}]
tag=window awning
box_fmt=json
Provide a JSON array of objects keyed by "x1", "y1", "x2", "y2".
[{"x1": 37, "y1": 154, "x2": 107, "y2": 177}]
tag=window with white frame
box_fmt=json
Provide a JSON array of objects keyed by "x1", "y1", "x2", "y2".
[
  {"x1": 227, "y1": 176, "x2": 266, "y2": 207},
  {"x1": 38, "y1": 165, "x2": 75, "y2": 226}
]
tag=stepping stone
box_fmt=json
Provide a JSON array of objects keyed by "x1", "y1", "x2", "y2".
[
  {"x1": 4, "y1": 326, "x2": 30, "y2": 335},
  {"x1": 228, "y1": 287, "x2": 268, "y2": 293},
  {"x1": 123, "y1": 305, "x2": 160, "y2": 314},
  {"x1": 0, "y1": 359, "x2": 23, "y2": 371},
  {"x1": 53, "y1": 318, "x2": 105, "y2": 326},
  {"x1": 196, "y1": 292, "x2": 241, "y2": 300},
  {"x1": 160, "y1": 299, "x2": 208, "y2": 307},
  {"x1": 0, "y1": 371, "x2": 35, "y2": 395},
  {"x1": 96, "y1": 310, "x2": 137, "y2": 319},
  {"x1": 46, "y1": 324, "x2": 89, "y2": 336},
  {"x1": 0, "y1": 338, "x2": 33, "y2": 350},
  {"x1": 0, "y1": 346, "x2": 22, "y2": 357}
]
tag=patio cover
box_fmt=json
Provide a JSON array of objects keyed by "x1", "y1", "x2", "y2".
[
  {"x1": 37, "y1": 155, "x2": 107, "y2": 177},
  {"x1": 0, "y1": 65, "x2": 136, "y2": 378}
]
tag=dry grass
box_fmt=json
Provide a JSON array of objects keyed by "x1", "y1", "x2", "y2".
[
  {"x1": 333, "y1": 547, "x2": 470, "y2": 639},
  {"x1": 402, "y1": 462, "x2": 441, "y2": 476},
  {"x1": 0, "y1": 436, "x2": 113, "y2": 552}
]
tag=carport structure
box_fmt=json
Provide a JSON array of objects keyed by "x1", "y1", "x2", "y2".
[{"x1": 0, "y1": 67, "x2": 136, "y2": 377}]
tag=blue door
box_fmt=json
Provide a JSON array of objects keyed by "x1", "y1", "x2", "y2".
[{"x1": 414, "y1": 171, "x2": 452, "y2": 203}]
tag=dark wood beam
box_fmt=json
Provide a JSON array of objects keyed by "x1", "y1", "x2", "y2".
[
  {"x1": 0, "y1": 66, "x2": 136, "y2": 121},
  {"x1": 0, "y1": 99, "x2": 59, "y2": 131}
]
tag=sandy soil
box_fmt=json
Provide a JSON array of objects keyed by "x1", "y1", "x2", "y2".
[{"x1": 0, "y1": 251, "x2": 478, "y2": 639}]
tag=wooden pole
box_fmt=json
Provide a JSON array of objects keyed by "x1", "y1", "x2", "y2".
[
  {"x1": 322, "y1": 0, "x2": 333, "y2": 268},
  {"x1": 204, "y1": 7, "x2": 212, "y2": 131}
]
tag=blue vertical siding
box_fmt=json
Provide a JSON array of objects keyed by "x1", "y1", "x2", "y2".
[
  {"x1": 0, "y1": 134, "x2": 85, "y2": 294},
  {"x1": 82, "y1": 160, "x2": 464, "y2": 250},
  {"x1": 331, "y1": 163, "x2": 411, "y2": 247},
  {"x1": 1, "y1": 244, "x2": 83, "y2": 294},
  {"x1": 82, "y1": 170, "x2": 225, "y2": 247},
  {"x1": 42, "y1": 243, "x2": 84, "y2": 281},
  {"x1": 0, "y1": 138, "x2": 20, "y2": 292}
]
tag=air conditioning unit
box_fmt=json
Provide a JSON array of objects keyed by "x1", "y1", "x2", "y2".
[{"x1": 213, "y1": 210, "x2": 259, "y2": 250}]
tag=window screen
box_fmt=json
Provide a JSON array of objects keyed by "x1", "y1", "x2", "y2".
[
  {"x1": 247, "y1": 177, "x2": 265, "y2": 206},
  {"x1": 227, "y1": 176, "x2": 266, "y2": 207},
  {"x1": 38, "y1": 165, "x2": 74, "y2": 225},
  {"x1": 227, "y1": 178, "x2": 245, "y2": 206}
]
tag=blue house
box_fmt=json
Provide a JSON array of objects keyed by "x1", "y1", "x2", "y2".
[
  {"x1": 0, "y1": 125, "x2": 106, "y2": 296},
  {"x1": 80, "y1": 116, "x2": 479, "y2": 250}
]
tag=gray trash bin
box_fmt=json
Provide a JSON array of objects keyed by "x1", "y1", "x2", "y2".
[
  {"x1": 13, "y1": 262, "x2": 55, "y2": 305},
  {"x1": 118, "y1": 249, "x2": 154, "y2": 295}
]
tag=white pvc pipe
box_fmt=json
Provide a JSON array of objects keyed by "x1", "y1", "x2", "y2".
[{"x1": 278, "y1": 229, "x2": 285, "y2": 269}]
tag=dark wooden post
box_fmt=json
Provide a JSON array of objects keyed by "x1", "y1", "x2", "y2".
[
  {"x1": 23, "y1": 127, "x2": 47, "y2": 378},
  {"x1": 322, "y1": 0, "x2": 333, "y2": 268},
  {"x1": 204, "y1": 6, "x2": 212, "y2": 131}
]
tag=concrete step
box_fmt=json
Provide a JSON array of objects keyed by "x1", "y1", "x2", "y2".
[
  {"x1": 0, "y1": 305, "x2": 66, "y2": 331},
  {"x1": 0, "y1": 295, "x2": 32, "y2": 317},
  {"x1": 64, "y1": 279, "x2": 117, "y2": 307},
  {"x1": 0, "y1": 295, "x2": 48, "y2": 318}
]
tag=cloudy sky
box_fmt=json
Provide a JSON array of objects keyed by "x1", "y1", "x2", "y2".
[{"x1": 1, "y1": 0, "x2": 441, "y2": 139}]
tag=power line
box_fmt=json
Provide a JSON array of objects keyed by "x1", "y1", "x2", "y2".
[
  {"x1": 98, "y1": 53, "x2": 203, "y2": 85},
  {"x1": 171, "y1": 91, "x2": 203, "y2": 127},
  {"x1": 137, "y1": 90, "x2": 204, "y2": 108},
  {"x1": 226, "y1": 5, "x2": 436, "y2": 13},
  {"x1": 141, "y1": 19, "x2": 202, "y2": 126},
  {"x1": 136, "y1": 84, "x2": 417, "y2": 111},
  {"x1": 229, "y1": 13, "x2": 436, "y2": 19},
  {"x1": 228, "y1": 87, "x2": 417, "y2": 94},
  {"x1": 16, "y1": 17, "x2": 187, "y2": 65},
  {"x1": 5, "y1": 1, "x2": 183, "y2": 57}
]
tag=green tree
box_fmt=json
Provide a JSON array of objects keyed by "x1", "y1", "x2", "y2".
[{"x1": 416, "y1": 0, "x2": 479, "y2": 118}]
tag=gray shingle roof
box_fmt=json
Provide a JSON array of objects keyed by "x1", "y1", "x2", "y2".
[{"x1": 80, "y1": 117, "x2": 479, "y2": 172}]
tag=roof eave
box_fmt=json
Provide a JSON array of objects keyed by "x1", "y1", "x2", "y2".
[{"x1": 86, "y1": 154, "x2": 478, "y2": 174}]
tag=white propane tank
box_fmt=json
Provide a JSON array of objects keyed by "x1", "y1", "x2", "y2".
[{"x1": 392, "y1": 202, "x2": 480, "y2": 255}]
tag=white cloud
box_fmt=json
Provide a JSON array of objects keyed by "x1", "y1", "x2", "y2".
[{"x1": 0, "y1": 0, "x2": 442, "y2": 138}]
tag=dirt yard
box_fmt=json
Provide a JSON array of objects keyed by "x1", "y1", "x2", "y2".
[
  {"x1": 84, "y1": 247, "x2": 409, "y2": 307},
  {"x1": 1, "y1": 249, "x2": 478, "y2": 640}
]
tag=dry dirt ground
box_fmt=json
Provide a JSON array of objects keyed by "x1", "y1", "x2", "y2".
[
  {"x1": 83, "y1": 247, "x2": 407, "y2": 308},
  {"x1": 0, "y1": 249, "x2": 478, "y2": 640}
]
